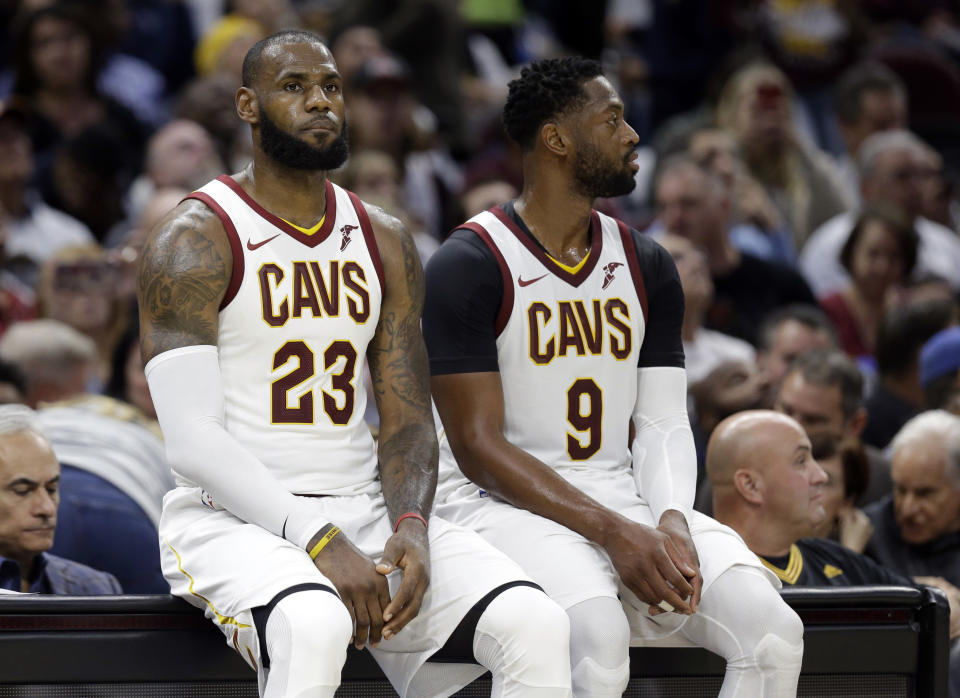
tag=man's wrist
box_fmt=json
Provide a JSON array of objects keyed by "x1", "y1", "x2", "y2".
[
  {"x1": 394, "y1": 512, "x2": 428, "y2": 533},
  {"x1": 659, "y1": 509, "x2": 689, "y2": 529},
  {"x1": 305, "y1": 523, "x2": 339, "y2": 559}
]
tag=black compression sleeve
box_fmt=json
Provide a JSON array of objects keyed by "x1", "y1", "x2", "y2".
[
  {"x1": 630, "y1": 230, "x2": 686, "y2": 369},
  {"x1": 423, "y1": 229, "x2": 503, "y2": 375}
]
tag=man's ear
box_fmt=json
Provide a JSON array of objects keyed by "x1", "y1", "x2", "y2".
[
  {"x1": 734, "y1": 467, "x2": 764, "y2": 506},
  {"x1": 847, "y1": 407, "x2": 868, "y2": 438},
  {"x1": 236, "y1": 87, "x2": 259, "y2": 125},
  {"x1": 540, "y1": 122, "x2": 568, "y2": 157}
]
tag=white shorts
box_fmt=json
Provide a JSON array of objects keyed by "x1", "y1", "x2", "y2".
[
  {"x1": 436, "y1": 468, "x2": 777, "y2": 642},
  {"x1": 160, "y1": 486, "x2": 533, "y2": 697}
]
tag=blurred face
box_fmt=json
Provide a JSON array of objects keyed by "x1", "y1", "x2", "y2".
[
  {"x1": 848, "y1": 220, "x2": 906, "y2": 300},
  {"x1": 30, "y1": 16, "x2": 90, "y2": 89},
  {"x1": 567, "y1": 77, "x2": 639, "y2": 199},
  {"x1": 0, "y1": 118, "x2": 33, "y2": 185},
  {"x1": 862, "y1": 148, "x2": 924, "y2": 218},
  {"x1": 0, "y1": 430, "x2": 59, "y2": 568},
  {"x1": 349, "y1": 152, "x2": 399, "y2": 205},
  {"x1": 45, "y1": 257, "x2": 116, "y2": 332},
  {"x1": 660, "y1": 234, "x2": 713, "y2": 310},
  {"x1": 775, "y1": 371, "x2": 847, "y2": 440},
  {"x1": 843, "y1": 89, "x2": 907, "y2": 156},
  {"x1": 812, "y1": 452, "x2": 848, "y2": 537},
  {"x1": 332, "y1": 27, "x2": 385, "y2": 84},
  {"x1": 758, "y1": 420, "x2": 827, "y2": 535},
  {"x1": 733, "y1": 73, "x2": 791, "y2": 150},
  {"x1": 892, "y1": 440, "x2": 960, "y2": 544},
  {"x1": 702, "y1": 360, "x2": 769, "y2": 417},
  {"x1": 147, "y1": 121, "x2": 223, "y2": 189},
  {"x1": 757, "y1": 320, "x2": 834, "y2": 399},
  {"x1": 688, "y1": 129, "x2": 741, "y2": 189},
  {"x1": 656, "y1": 168, "x2": 721, "y2": 245},
  {"x1": 462, "y1": 181, "x2": 519, "y2": 219}
]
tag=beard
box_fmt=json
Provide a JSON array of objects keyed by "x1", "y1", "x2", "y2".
[
  {"x1": 259, "y1": 107, "x2": 350, "y2": 171},
  {"x1": 572, "y1": 141, "x2": 637, "y2": 199}
]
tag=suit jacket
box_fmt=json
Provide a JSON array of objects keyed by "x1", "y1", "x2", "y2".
[{"x1": 40, "y1": 554, "x2": 122, "y2": 595}]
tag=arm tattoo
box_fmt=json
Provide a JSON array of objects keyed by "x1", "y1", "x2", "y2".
[
  {"x1": 379, "y1": 422, "x2": 438, "y2": 520},
  {"x1": 137, "y1": 205, "x2": 229, "y2": 361},
  {"x1": 368, "y1": 230, "x2": 430, "y2": 413}
]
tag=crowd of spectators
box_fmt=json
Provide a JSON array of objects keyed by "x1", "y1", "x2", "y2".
[{"x1": 0, "y1": 0, "x2": 958, "y2": 678}]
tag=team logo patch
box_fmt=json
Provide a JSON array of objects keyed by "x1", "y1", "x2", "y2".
[
  {"x1": 340, "y1": 224, "x2": 359, "y2": 251},
  {"x1": 601, "y1": 262, "x2": 624, "y2": 290},
  {"x1": 200, "y1": 489, "x2": 216, "y2": 510}
]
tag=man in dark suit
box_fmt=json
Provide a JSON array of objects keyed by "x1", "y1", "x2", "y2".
[{"x1": 0, "y1": 404, "x2": 120, "y2": 594}]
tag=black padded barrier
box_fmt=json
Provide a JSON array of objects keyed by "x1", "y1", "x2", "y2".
[{"x1": 0, "y1": 585, "x2": 948, "y2": 697}]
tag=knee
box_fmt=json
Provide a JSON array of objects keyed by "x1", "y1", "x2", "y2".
[
  {"x1": 272, "y1": 589, "x2": 353, "y2": 657},
  {"x1": 755, "y1": 602, "x2": 803, "y2": 671}
]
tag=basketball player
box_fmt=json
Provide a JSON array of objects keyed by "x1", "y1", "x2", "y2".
[
  {"x1": 136, "y1": 31, "x2": 571, "y2": 698},
  {"x1": 424, "y1": 57, "x2": 804, "y2": 697}
]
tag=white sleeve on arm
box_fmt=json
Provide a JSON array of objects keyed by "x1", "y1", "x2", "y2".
[
  {"x1": 631, "y1": 365, "x2": 697, "y2": 522},
  {"x1": 145, "y1": 345, "x2": 322, "y2": 549}
]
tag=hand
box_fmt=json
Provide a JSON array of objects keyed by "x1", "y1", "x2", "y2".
[
  {"x1": 603, "y1": 513, "x2": 697, "y2": 616},
  {"x1": 915, "y1": 576, "x2": 960, "y2": 640},
  {"x1": 653, "y1": 511, "x2": 702, "y2": 615},
  {"x1": 312, "y1": 532, "x2": 391, "y2": 649},
  {"x1": 837, "y1": 505, "x2": 874, "y2": 554},
  {"x1": 376, "y1": 519, "x2": 431, "y2": 640}
]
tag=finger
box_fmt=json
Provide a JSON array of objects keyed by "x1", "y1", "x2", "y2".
[
  {"x1": 651, "y1": 563, "x2": 694, "y2": 613},
  {"x1": 383, "y1": 575, "x2": 428, "y2": 638},
  {"x1": 376, "y1": 538, "x2": 403, "y2": 575},
  {"x1": 367, "y1": 594, "x2": 385, "y2": 647},
  {"x1": 383, "y1": 565, "x2": 420, "y2": 628},
  {"x1": 689, "y1": 572, "x2": 704, "y2": 613},
  {"x1": 353, "y1": 596, "x2": 371, "y2": 649},
  {"x1": 341, "y1": 598, "x2": 358, "y2": 646},
  {"x1": 664, "y1": 537, "x2": 698, "y2": 579}
]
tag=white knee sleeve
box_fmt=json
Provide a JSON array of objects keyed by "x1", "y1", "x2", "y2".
[
  {"x1": 473, "y1": 585, "x2": 572, "y2": 697},
  {"x1": 567, "y1": 597, "x2": 631, "y2": 698},
  {"x1": 262, "y1": 589, "x2": 353, "y2": 698},
  {"x1": 679, "y1": 566, "x2": 803, "y2": 698}
]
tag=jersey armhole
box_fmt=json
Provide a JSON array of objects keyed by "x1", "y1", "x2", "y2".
[
  {"x1": 618, "y1": 221, "x2": 648, "y2": 324},
  {"x1": 183, "y1": 191, "x2": 244, "y2": 311},
  {"x1": 461, "y1": 222, "x2": 513, "y2": 337},
  {"x1": 346, "y1": 191, "x2": 386, "y2": 298}
]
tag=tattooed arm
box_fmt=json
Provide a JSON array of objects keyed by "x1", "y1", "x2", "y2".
[
  {"x1": 136, "y1": 200, "x2": 328, "y2": 549},
  {"x1": 365, "y1": 206, "x2": 437, "y2": 638}
]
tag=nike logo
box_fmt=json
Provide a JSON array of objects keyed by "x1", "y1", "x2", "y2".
[
  {"x1": 518, "y1": 273, "x2": 549, "y2": 287},
  {"x1": 246, "y1": 234, "x2": 281, "y2": 251}
]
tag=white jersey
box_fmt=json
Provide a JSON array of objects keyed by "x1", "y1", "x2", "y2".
[
  {"x1": 438, "y1": 206, "x2": 649, "y2": 502},
  {"x1": 187, "y1": 176, "x2": 382, "y2": 495}
]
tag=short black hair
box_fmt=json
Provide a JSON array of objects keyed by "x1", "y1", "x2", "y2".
[
  {"x1": 502, "y1": 57, "x2": 603, "y2": 150},
  {"x1": 788, "y1": 349, "x2": 864, "y2": 419},
  {"x1": 834, "y1": 62, "x2": 905, "y2": 126},
  {"x1": 12, "y1": 5, "x2": 101, "y2": 98},
  {"x1": 811, "y1": 435, "x2": 870, "y2": 502},
  {"x1": 242, "y1": 30, "x2": 329, "y2": 89},
  {"x1": 875, "y1": 298, "x2": 956, "y2": 378},
  {"x1": 757, "y1": 304, "x2": 837, "y2": 352},
  {"x1": 839, "y1": 205, "x2": 918, "y2": 278}
]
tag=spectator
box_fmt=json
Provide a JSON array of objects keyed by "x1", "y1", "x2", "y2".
[
  {"x1": 459, "y1": 177, "x2": 518, "y2": 220},
  {"x1": 174, "y1": 73, "x2": 248, "y2": 171},
  {"x1": 0, "y1": 320, "x2": 96, "y2": 409},
  {"x1": 832, "y1": 62, "x2": 908, "y2": 204},
  {"x1": 0, "y1": 319, "x2": 171, "y2": 593},
  {"x1": 715, "y1": 61, "x2": 852, "y2": 248},
  {"x1": 921, "y1": 327, "x2": 960, "y2": 412},
  {"x1": 0, "y1": 403, "x2": 120, "y2": 594},
  {"x1": 810, "y1": 436, "x2": 874, "y2": 553},
  {"x1": 0, "y1": 100, "x2": 93, "y2": 288},
  {"x1": 755, "y1": 304, "x2": 837, "y2": 406},
  {"x1": 687, "y1": 126, "x2": 796, "y2": 266},
  {"x1": 801, "y1": 129, "x2": 960, "y2": 298},
  {"x1": 819, "y1": 206, "x2": 918, "y2": 359},
  {"x1": 8, "y1": 6, "x2": 148, "y2": 190},
  {"x1": 864, "y1": 410, "x2": 960, "y2": 588},
  {"x1": 708, "y1": 409, "x2": 911, "y2": 586},
  {"x1": 654, "y1": 156, "x2": 817, "y2": 344},
  {"x1": 0, "y1": 360, "x2": 26, "y2": 406},
  {"x1": 659, "y1": 233, "x2": 754, "y2": 384},
  {"x1": 774, "y1": 349, "x2": 892, "y2": 505},
  {"x1": 36, "y1": 245, "x2": 130, "y2": 387},
  {"x1": 864, "y1": 299, "x2": 957, "y2": 448}
]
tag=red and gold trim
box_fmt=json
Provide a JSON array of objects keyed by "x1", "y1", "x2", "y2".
[{"x1": 184, "y1": 191, "x2": 244, "y2": 311}]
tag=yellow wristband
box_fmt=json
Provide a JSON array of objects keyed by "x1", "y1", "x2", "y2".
[{"x1": 308, "y1": 526, "x2": 340, "y2": 560}]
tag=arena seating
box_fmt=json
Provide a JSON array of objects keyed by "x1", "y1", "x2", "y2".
[{"x1": 0, "y1": 585, "x2": 948, "y2": 697}]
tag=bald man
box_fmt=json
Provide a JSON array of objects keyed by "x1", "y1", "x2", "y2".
[{"x1": 709, "y1": 411, "x2": 911, "y2": 587}]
